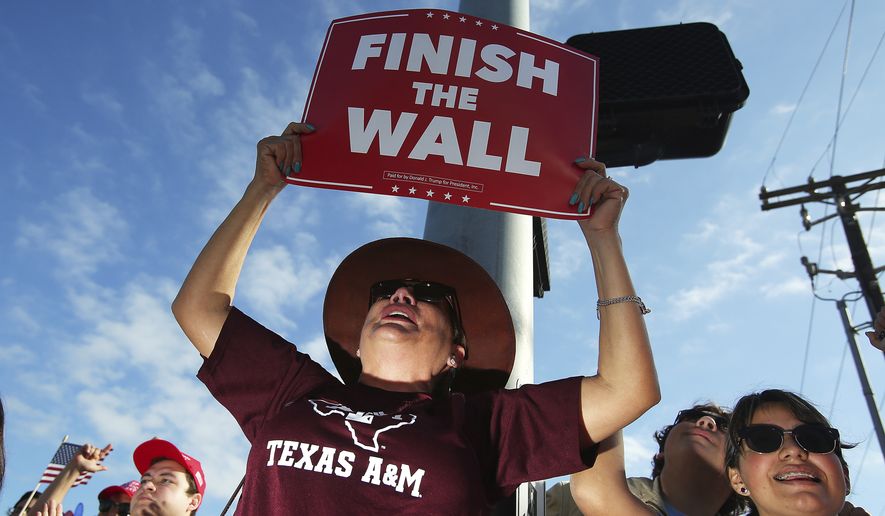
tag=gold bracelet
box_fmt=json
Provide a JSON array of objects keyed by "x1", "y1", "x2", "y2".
[{"x1": 596, "y1": 296, "x2": 651, "y2": 319}]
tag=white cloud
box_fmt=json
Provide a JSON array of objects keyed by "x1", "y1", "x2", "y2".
[
  {"x1": 550, "y1": 237, "x2": 588, "y2": 281},
  {"x1": 8, "y1": 305, "x2": 40, "y2": 334},
  {"x1": 171, "y1": 21, "x2": 225, "y2": 97},
  {"x1": 191, "y1": 69, "x2": 225, "y2": 97},
  {"x1": 655, "y1": 0, "x2": 734, "y2": 28},
  {"x1": 666, "y1": 239, "x2": 756, "y2": 320},
  {"x1": 22, "y1": 275, "x2": 256, "y2": 503},
  {"x1": 684, "y1": 220, "x2": 719, "y2": 242},
  {"x1": 665, "y1": 194, "x2": 796, "y2": 320},
  {"x1": 299, "y1": 333, "x2": 338, "y2": 379},
  {"x1": 70, "y1": 123, "x2": 99, "y2": 146},
  {"x1": 144, "y1": 19, "x2": 230, "y2": 150},
  {"x1": 0, "y1": 342, "x2": 35, "y2": 365},
  {"x1": 239, "y1": 240, "x2": 333, "y2": 329},
  {"x1": 346, "y1": 194, "x2": 424, "y2": 238},
  {"x1": 76, "y1": 389, "x2": 147, "y2": 445},
  {"x1": 71, "y1": 155, "x2": 110, "y2": 174},
  {"x1": 531, "y1": 0, "x2": 591, "y2": 35},
  {"x1": 771, "y1": 103, "x2": 797, "y2": 116},
  {"x1": 16, "y1": 187, "x2": 127, "y2": 278},
  {"x1": 318, "y1": 1, "x2": 366, "y2": 24},
  {"x1": 4, "y1": 394, "x2": 67, "y2": 440},
  {"x1": 22, "y1": 80, "x2": 48, "y2": 113},
  {"x1": 760, "y1": 275, "x2": 810, "y2": 298},
  {"x1": 705, "y1": 320, "x2": 733, "y2": 334},
  {"x1": 610, "y1": 168, "x2": 654, "y2": 186},
  {"x1": 197, "y1": 65, "x2": 309, "y2": 225},
  {"x1": 623, "y1": 433, "x2": 656, "y2": 476},
  {"x1": 232, "y1": 10, "x2": 258, "y2": 34},
  {"x1": 81, "y1": 88, "x2": 124, "y2": 117}
]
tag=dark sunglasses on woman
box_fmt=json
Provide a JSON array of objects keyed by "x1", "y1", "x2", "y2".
[
  {"x1": 98, "y1": 499, "x2": 130, "y2": 515},
  {"x1": 738, "y1": 423, "x2": 839, "y2": 454},
  {"x1": 369, "y1": 279, "x2": 456, "y2": 305},
  {"x1": 674, "y1": 408, "x2": 728, "y2": 431}
]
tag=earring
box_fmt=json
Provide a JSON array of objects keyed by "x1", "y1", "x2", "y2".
[
  {"x1": 448, "y1": 355, "x2": 456, "y2": 367},
  {"x1": 356, "y1": 348, "x2": 361, "y2": 358},
  {"x1": 739, "y1": 486, "x2": 749, "y2": 495}
]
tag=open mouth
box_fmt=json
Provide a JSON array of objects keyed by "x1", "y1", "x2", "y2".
[
  {"x1": 381, "y1": 306, "x2": 417, "y2": 325},
  {"x1": 774, "y1": 471, "x2": 821, "y2": 483}
]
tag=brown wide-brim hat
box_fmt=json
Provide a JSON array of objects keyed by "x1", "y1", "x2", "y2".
[{"x1": 323, "y1": 238, "x2": 515, "y2": 395}]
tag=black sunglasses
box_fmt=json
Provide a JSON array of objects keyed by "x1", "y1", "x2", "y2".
[
  {"x1": 370, "y1": 279, "x2": 456, "y2": 305},
  {"x1": 675, "y1": 408, "x2": 728, "y2": 430},
  {"x1": 98, "y1": 499, "x2": 130, "y2": 514},
  {"x1": 738, "y1": 423, "x2": 839, "y2": 454},
  {"x1": 369, "y1": 279, "x2": 467, "y2": 356}
]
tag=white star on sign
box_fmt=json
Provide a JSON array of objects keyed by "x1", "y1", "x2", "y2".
[
  {"x1": 444, "y1": 192, "x2": 452, "y2": 200},
  {"x1": 491, "y1": 24, "x2": 499, "y2": 30},
  {"x1": 475, "y1": 20, "x2": 483, "y2": 26},
  {"x1": 391, "y1": 185, "x2": 399, "y2": 193},
  {"x1": 409, "y1": 187, "x2": 417, "y2": 195},
  {"x1": 459, "y1": 16, "x2": 466, "y2": 22},
  {"x1": 426, "y1": 11, "x2": 434, "y2": 18},
  {"x1": 442, "y1": 13, "x2": 450, "y2": 20},
  {"x1": 426, "y1": 189, "x2": 435, "y2": 197},
  {"x1": 462, "y1": 195, "x2": 471, "y2": 203}
]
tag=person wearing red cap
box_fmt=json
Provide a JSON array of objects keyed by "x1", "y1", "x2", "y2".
[
  {"x1": 129, "y1": 439, "x2": 204, "y2": 516},
  {"x1": 171, "y1": 123, "x2": 659, "y2": 513},
  {"x1": 97, "y1": 480, "x2": 140, "y2": 516}
]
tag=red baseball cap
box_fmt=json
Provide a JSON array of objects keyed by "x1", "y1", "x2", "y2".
[
  {"x1": 98, "y1": 480, "x2": 140, "y2": 500},
  {"x1": 133, "y1": 439, "x2": 206, "y2": 497}
]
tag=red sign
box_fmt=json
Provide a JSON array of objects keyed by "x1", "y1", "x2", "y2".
[{"x1": 293, "y1": 9, "x2": 599, "y2": 219}]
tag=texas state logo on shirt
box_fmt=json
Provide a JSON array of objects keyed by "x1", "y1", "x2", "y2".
[
  {"x1": 308, "y1": 399, "x2": 418, "y2": 452},
  {"x1": 263, "y1": 398, "x2": 426, "y2": 498}
]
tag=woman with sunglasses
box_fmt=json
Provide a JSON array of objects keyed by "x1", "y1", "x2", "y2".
[
  {"x1": 725, "y1": 389, "x2": 861, "y2": 515},
  {"x1": 172, "y1": 122, "x2": 659, "y2": 514}
]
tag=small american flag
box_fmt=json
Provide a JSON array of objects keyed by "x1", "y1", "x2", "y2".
[{"x1": 39, "y1": 442, "x2": 95, "y2": 487}]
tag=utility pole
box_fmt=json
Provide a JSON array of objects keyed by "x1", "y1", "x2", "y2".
[
  {"x1": 422, "y1": 2, "x2": 540, "y2": 515},
  {"x1": 759, "y1": 167, "x2": 885, "y2": 465},
  {"x1": 759, "y1": 168, "x2": 885, "y2": 324},
  {"x1": 835, "y1": 299, "x2": 885, "y2": 464}
]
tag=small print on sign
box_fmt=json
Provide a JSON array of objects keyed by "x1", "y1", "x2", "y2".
[{"x1": 292, "y1": 9, "x2": 599, "y2": 219}]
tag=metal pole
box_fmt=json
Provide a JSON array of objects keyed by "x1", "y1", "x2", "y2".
[
  {"x1": 423, "y1": 0, "x2": 535, "y2": 398},
  {"x1": 835, "y1": 299, "x2": 885, "y2": 465},
  {"x1": 422, "y1": 2, "x2": 538, "y2": 514},
  {"x1": 832, "y1": 180, "x2": 885, "y2": 323}
]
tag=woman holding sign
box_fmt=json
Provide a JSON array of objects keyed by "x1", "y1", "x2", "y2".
[{"x1": 172, "y1": 122, "x2": 659, "y2": 514}]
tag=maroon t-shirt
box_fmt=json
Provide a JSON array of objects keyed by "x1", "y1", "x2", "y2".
[{"x1": 198, "y1": 307, "x2": 595, "y2": 515}]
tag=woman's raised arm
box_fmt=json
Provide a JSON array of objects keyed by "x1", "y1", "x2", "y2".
[
  {"x1": 171, "y1": 122, "x2": 313, "y2": 356},
  {"x1": 571, "y1": 158, "x2": 660, "y2": 445}
]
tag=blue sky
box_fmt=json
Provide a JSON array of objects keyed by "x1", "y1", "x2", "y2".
[{"x1": 2, "y1": 1, "x2": 885, "y2": 513}]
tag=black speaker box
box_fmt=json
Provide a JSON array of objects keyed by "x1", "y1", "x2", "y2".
[{"x1": 566, "y1": 22, "x2": 750, "y2": 168}]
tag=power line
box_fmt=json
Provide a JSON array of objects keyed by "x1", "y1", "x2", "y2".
[
  {"x1": 828, "y1": 335, "x2": 850, "y2": 419},
  {"x1": 828, "y1": 0, "x2": 856, "y2": 179},
  {"x1": 799, "y1": 290, "x2": 817, "y2": 392},
  {"x1": 805, "y1": 24, "x2": 885, "y2": 180},
  {"x1": 761, "y1": 0, "x2": 850, "y2": 187}
]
